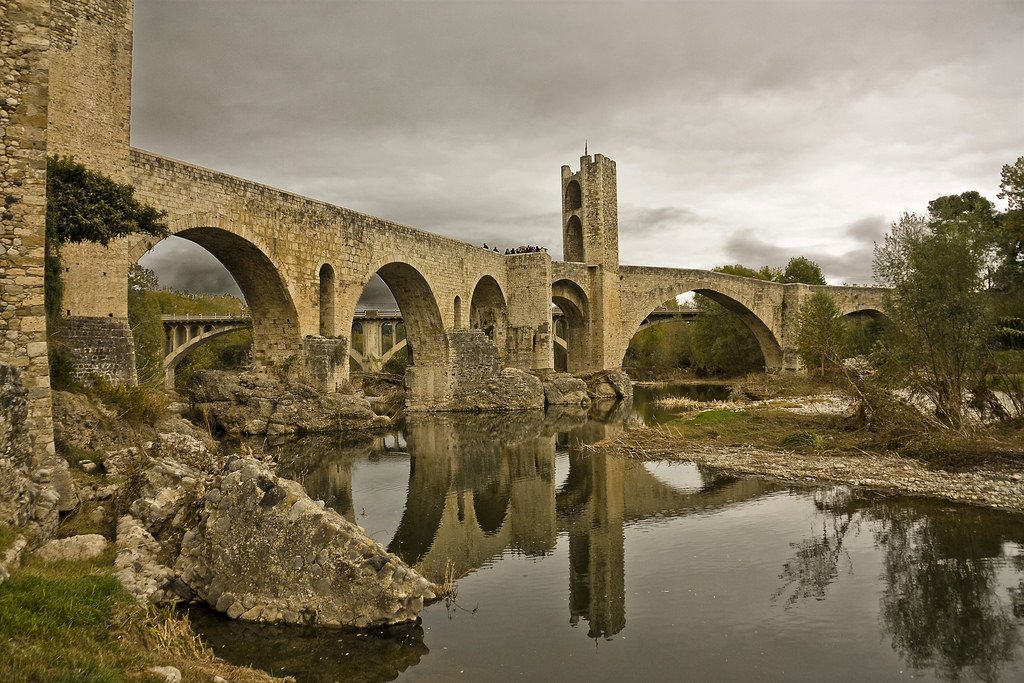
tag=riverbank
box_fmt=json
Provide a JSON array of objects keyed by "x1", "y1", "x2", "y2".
[{"x1": 590, "y1": 422, "x2": 1024, "y2": 512}]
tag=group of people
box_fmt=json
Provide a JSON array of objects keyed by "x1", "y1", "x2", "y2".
[{"x1": 481, "y1": 243, "x2": 548, "y2": 255}]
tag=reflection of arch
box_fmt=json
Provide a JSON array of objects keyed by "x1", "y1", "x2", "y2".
[
  {"x1": 565, "y1": 179, "x2": 582, "y2": 211},
  {"x1": 473, "y1": 474, "x2": 511, "y2": 536},
  {"x1": 552, "y1": 279, "x2": 591, "y2": 373},
  {"x1": 565, "y1": 215, "x2": 584, "y2": 263},
  {"x1": 319, "y1": 263, "x2": 336, "y2": 336},
  {"x1": 140, "y1": 227, "x2": 300, "y2": 365},
  {"x1": 369, "y1": 262, "x2": 447, "y2": 365},
  {"x1": 469, "y1": 275, "x2": 508, "y2": 354}
]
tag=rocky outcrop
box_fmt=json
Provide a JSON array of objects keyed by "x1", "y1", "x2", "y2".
[
  {"x1": 541, "y1": 373, "x2": 591, "y2": 407},
  {"x1": 583, "y1": 370, "x2": 634, "y2": 401},
  {"x1": 188, "y1": 371, "x2": 388, "y2": 437},
  {"x1": 33, "y1": 534, "x2": 108, "y2": 562},
  {"x1": 1, "y1": 365, "x2": 61, "y2": 540},
  {"x1": 113, "y1": 432, "x2": 435, "y2": 629},
  {"x1": 450, "y1": 367, "x2": 545, "y2": 412},
  {"x1": 178, "y1": 456, "x2": 435, "y2": 628}
]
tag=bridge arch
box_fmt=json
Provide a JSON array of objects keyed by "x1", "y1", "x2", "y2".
[
  {"x1": 133, "y1": 220, "x2": 302, "y2": 367},
  {"x1": 319, "y1": 263, "x2": 336, "y2": 336},
  {"x1": 163, "y1": 322, "x2": 251, "y2": 389},
  {"x1": 552, "y1": 278, "x2": 592, "y2": 373},
  {"x1": 619, "y1": 277, "x2": 784, "y2": 372},
  {"x1": 349, "y1": 261, "x2": 448, "y2": 367},
  {"x1": 469, "y1": 275, "x2": 508, "y2": 354}
]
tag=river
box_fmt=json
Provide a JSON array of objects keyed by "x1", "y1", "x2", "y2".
[{"x1": 192, "y1": 385, "x2": 1024, "y2": 682}]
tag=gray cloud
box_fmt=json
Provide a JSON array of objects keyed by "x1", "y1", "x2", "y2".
[{"x1": 724, "y1": 215, "x2": 890, "y2": 284}]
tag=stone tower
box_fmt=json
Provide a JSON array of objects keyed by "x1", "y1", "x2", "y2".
[
  {"x1": 560, "y1": 153, "x2": 619, "y2": 271},
  {"x1": 559, "y1": 153, "x2": 623, "y2": 371}
]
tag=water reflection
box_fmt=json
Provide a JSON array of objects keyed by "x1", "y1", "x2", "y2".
[
  {"x1": 777, "y1": 488, "x2": 1024, "y2": 681},
  {"x1": 201, "y1": 387, "x2": 1024, "y2": 682}
]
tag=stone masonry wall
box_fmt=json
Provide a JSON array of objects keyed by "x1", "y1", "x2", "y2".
[
  {"x1": 59, "y1": 315, "x2": 137, "y2": 384},
  {"x1": 48, "y1": 0, "x2": 134, "y2": 321},
  {"x1": 0, "y1": 0, "x2": 54, "y2": 463}
]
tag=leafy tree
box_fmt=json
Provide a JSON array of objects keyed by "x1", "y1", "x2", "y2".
[
  {"x1": 128, "y1": 264, "x2": 159, "y2": 292},
  {"x1": 873, "y1": 212, "x2": 993, "y2": 428},
  {"x1": 689, "y1": 297, "x2": 764, "y2": 376},
  {"x1": 782, "y1": 257, "x2": 826, "y2": 285},
  {"x1": 795, "y1": 291, "x2": 845, "y2": 375},
  {"x1": 45, "y1": 156, "x2": 167, "y2": 321},
  {"x1": 998, "y1": 156, "x2": 1024, "y2": 209},
  {"x1": 995, "y1": 156, "x2": 1024, "y2": 297}
]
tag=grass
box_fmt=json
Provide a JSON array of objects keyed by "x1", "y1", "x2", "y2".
[
  {"x1": 664, "y1": 405, "x2": 855, "y2": 453},
  {"x1": 88, "y1": 377, "x2": 167, "y2": 427},
  {"x1": 0, "y1": 524, "x2": 19, "y2": 554},
  {"x1": 0, "y1": 553, "x2": 274, "y2": 682}
]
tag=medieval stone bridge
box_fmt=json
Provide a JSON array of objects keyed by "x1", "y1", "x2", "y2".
[{"x1": 6, "y1": 0, "x2": 888, "y2": 427}]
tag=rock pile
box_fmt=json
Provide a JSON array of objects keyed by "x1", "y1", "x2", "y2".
[{"x1": 187, "y1": 370, "x2": 388, "y2": 437}]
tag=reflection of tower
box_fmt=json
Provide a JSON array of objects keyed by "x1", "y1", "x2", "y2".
[{"x1": 566, "y1": 451, "x2": 626, "y2": 639}]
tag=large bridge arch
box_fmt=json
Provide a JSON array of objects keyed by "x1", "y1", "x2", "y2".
[
  {"x1": 469, "y1": 274, "x2": 509, "y2": 356},
  {"x1": 552, "y1": 278, "x2": 592, "y2": 373},
  {"x1": 132, "y1": 218, "x2": 302, "y2": 368},
  {"x1": 342, "y1": 260, "x2": 449, "y2": 368},
  {"x1": 617, "y1": 268, "x2": 785, "y2": 371}
]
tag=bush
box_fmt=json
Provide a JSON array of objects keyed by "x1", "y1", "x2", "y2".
[{"x1": 88, "y1": 378, "x2": 167, "y2": 427}]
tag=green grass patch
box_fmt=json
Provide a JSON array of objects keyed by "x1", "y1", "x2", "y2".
[
  {"x1": 88, "y1": 377, "x2": 167, "y2": 427},
  {"x1": 666, "y1": 405, "x2": 854, "y2": 452},
  {"x1": 690, "y1": 409, "x2": 745, "y2": 426},
  {"x1": 0, "y1": 554, "x2": 137, "y2": 682},
  {"x1": 0, "y1": 524, "x2": 19, "y2": 554},
  {"x1": 0, "y1": 554, "x2": 273, "y2": 682}
]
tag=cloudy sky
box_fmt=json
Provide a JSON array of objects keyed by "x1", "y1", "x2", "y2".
[{"x1": 133, "y1": 0, "x2": 1024, "y2": 302}]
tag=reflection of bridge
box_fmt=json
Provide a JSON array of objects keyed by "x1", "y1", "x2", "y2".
[{"x1": 279, "y1": 401, "x2": 780, "y2": 642}]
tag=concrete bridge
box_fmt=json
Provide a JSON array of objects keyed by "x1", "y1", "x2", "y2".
[
  {"x1": 162, "y1": 310, "x2": 414, "y2": 385},
  {"x1": 31, "y1": 0, "x2": 886, "y2": 413}
]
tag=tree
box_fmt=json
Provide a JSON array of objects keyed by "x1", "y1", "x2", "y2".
[
  {"x1": 782, "y1": 257, "x2": 826, "y2": 285},
  {"x1": 689, "y1": 297, "x2": 764, "y2": 376},
  {"x1": 45, "y1": 156, "x2": 167, "y2": 321},
  {"x1": 795, "y1": 291, "x2": 845, "y2": 375},
  {"x1": 873, "y1": 212, "x2": 993, "y2": 428},
  {"x1": 995, "y1": 157, "x2": 1024, "y2": 297}
]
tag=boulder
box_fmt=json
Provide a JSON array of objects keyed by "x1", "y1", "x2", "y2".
[
  {"x1": 583, "y1": 370, "x2": 634, "y2": 401},
  {"x1": 33, "y1": 534, "x2": 108, "y2": 563},
  {"x1": 542, "y1": 373, "x2": 591, "y2": 407},
  {"x1": 176, "y1": 456, "x2": 436, "y2": 628},
  {"x1": 188, "y1": 371, "x2": 381, "y2": 436},
  {"x1": 449, "y1": 368, "x2": 545, "y2": 412}
]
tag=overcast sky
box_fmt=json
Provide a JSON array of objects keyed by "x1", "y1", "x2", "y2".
[{"x1": 133, "y1": 0, "x2": 1024, "y2": 303}]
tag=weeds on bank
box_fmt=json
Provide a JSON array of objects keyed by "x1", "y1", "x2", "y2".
[
  {"x1": 87, "y1": 376, "x2": 167, "y2": 427},
  {"x1": 0, "y1": 553, "x2": 273, "y2": 682}
]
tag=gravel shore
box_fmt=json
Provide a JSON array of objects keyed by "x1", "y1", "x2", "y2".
[{"x1": 589, "y1": 426, "x2": 1024, "y2": 513}]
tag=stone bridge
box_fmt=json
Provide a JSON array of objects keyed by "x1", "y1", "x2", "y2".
[{"x1": 3, "y1": 0, "x2": 888, "y2": 429}]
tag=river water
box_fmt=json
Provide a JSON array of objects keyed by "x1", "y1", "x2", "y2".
[{"x1": 192, "y1": 385, "x2": 1024, "y2": 682}]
